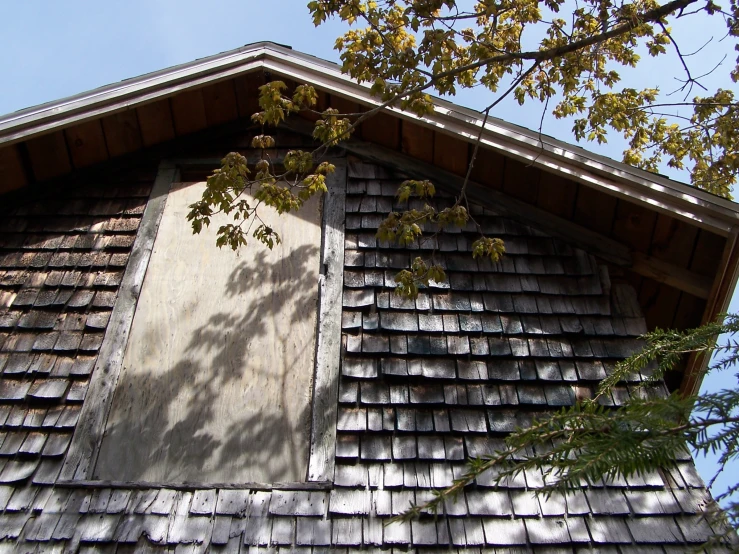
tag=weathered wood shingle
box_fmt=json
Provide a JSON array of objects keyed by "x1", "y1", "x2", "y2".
[{"x1": 0, "y1": 151, "x2": 725, "y2": 552}]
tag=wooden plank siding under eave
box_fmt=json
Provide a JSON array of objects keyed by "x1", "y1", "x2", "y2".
[
  {"x1": 0, "y1": 144, "x2": 28, "y2": 194},
  {"x1": 24, "y1": 130, "x2": 73, "y2": 181},
  {"x1": 681, "y1": 226, "x2": 739, "y2": 396},
  {"x1": 101, "y1": 110, "x2": 144, "y2": 158},
  {"x1": 202, "y1": 79, "x2": 240, "y2": 127},
  {"x1": 64, "y1": 118, "x2": 110, "y2": 169},
  {"x1": 170, "y1": 88, "x2": 209, "y2": 136},
  {"x1": 0, "y1": 73, "x2": 267, "y2": 192}
]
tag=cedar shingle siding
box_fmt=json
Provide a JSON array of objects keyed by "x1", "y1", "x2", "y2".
[
  {"x1": 0, "y1": 169, "x2": 154, "y2": 489},
  {"x1": 0, "y1": 143, "x2": 721, "y2": 551}
]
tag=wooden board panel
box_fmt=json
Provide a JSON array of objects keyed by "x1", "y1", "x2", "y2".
[
  {"x1": 619, "y1": 270, "x2": 644, "y2": 302},
  {"x1": 171, "y1": 89, "x2": 208, "y2": 136},
  {"x1": 611, "y1": 199, "x2": 657, "y2": 253},
  {"x1": 536, "y1": 171, "x2": 577, "y2": 219},
  {"x1": 632, "y1": 252, "x2": 711, "y2": 299},
  {"x1": 101, "y1": 110, "x2": 143, "y2": 157},
  {"x1": 234, "y1": 72, "x2": 265, "y2": 119},
  {"x1": 433, "y1": 131, "x2": 468, "y2": 176},
  {"x1": 0, "y1": 145, "x2": 28, "y2": 193},
  {"x1": 328, "y1": 94, "x2": 363, "y2": 143},
  {"x1": 689, "y1": 229, "x2": 726, "y2": 277},
  {"x1": 202, "y1": 80, "x2": 239, "y2": 127},
  {"x1": 330, "y1": 94, "x2": 362, "y2": 118},
  {"x1": 281, "y1": 77, "x2": 299, "y2": 92},
  {"x1": 271, "y1": 127, "x2": 317, "y2": 147},
  {"x1": 502, "y1": 158, "x2": 540, "y2": 204},
  {"x1": 137, "y1": 99, "x2": 176, "y2": 146},
  {"x1": 649, "y1": 214, "x2": 699, "y2": 268},
  {"x1": 469, "y1": 146, "x2": 504, "y2": 190},
  {"x1": 573, "y1": 185, "x2": 618, "y2": 237},
  {"x1": 64, "y1": 119, "x2": 109, "y2": 168},
  {"x1": 639, "y1": 280, "x2": 681, "y2": 331},
  {"x1": 671, "y1": 292, "x2": 705, "y2": 330},
  {"x1": 94, "y1": 182, "x2": 322, "y2": 484},
  {"x1": 362, "y1": 111, "x2": 400, "y2": 149},
  {"x1": 400, "y1": 120, "x2": 434, "y2": 163},
  {"x1": 25, "y1": 130, "x2": 72, "y2": 181}
]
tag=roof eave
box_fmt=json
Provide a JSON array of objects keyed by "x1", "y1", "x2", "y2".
[{"x1": 1, "y1": 41, "x2": 737, "y2": 236}]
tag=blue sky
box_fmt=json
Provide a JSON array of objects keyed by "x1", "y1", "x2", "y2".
[{"x1": 1, "y1": 1, "x2": 737, "y2": 499}]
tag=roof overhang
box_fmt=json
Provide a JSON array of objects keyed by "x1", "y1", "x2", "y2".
[
  {"x1": 1, "y1": 41, "x2": 738, "y2": 237},
  {"x1": 2, "y1": 41, "x2": 739, "y2": 396}
]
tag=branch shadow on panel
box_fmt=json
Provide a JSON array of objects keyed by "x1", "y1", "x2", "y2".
[{"x1": 94, "y1": 242, "x2": 336, "y2": 484}]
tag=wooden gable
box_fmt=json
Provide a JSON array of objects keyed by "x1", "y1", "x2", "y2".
[{"x1": 0, "y1": 48, "x2": 737, "y2": 399}]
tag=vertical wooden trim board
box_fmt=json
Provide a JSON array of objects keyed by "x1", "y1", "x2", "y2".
[
  {"x1": 308, "y1": 159, "x2": 346, "y2": 482},
  {"x1": 59, "y1": 161, "x2": 178, "y2": 481}
]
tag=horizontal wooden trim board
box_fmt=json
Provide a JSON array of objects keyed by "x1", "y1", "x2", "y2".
[{"x1": 632, "y1": 252, "x2": 712, "y2": 300}]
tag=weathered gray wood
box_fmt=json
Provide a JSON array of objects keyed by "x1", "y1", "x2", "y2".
[
  {"x1": 52, "y1": 480, "x2": 330, "y2": 490},
  {"x1": 307, "y1": 159, "x2": 346, "y2": 482},
  {"x1": 632, "y1": 252, "x2": 712, "y2": 300},
  {"x1": 94, "y1": 180, "x2": 323, "y2": 484},
  {"x1": 60, "y1": 161, "x2": 177, "y2": 482},
  {"x1": 611, "y1": 283, "x2": 643, "y2": 318}
]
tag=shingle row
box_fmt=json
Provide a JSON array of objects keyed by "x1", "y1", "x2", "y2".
[
  {"x1": 339, "y1": 381, "x2": 640, "y2": 407},
  {"x1": 343, "y1": 312, "x2": 645, "y2": 336},
  {"x1": 343, "y1": 290, "x2": 612, "y2": 316},
  {"x1": 0, "y1": 482, "x2": 718, "y2": 547},
  {"x1": 343, "y1": 334, "x2": 644, "y2": 361},
  {"x1": 0, "y1": 176, "x2": 150, "y2": 488},
  {"x1": 0, "y1": 513, "x2": 714, "y2": 548},
  {"x1": 345, "y1": 229, "x2": 593, "y2": 262},
  {"x1": 345, "y1": 248, "x2": 594, "y2": 274},
  {"x1": 342, "y1": 357, "x2": 649, "y2": 385},
  {"x1": 339, "y1": 401, "x2": 643, "y2": 436},
  {"x1": 0, "y1": 353, "x2": 96, "y2": 379},
  {"x1": 345, "y1": 273, "x2": 604, "y2": 298}
]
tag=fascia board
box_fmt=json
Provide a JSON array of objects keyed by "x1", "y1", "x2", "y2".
[
  {"x1": 0, "y1": 44, "x2": 276, "y2": 144},
  {"x1": 1, "y1": 42, "x2": 738, "y2": 234}
]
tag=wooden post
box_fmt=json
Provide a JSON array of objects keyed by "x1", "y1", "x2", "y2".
[{"x1": 307, "y1": 159, "x2": 346, "y2": 482}]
